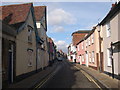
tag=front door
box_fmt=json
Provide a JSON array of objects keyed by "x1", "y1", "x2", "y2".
[
  {"x1": 8, "y1": 44, "x2": 14, "y2": 83},
  {"x1": 86, "y1": 52, "x2": 88, "y2": 67}
]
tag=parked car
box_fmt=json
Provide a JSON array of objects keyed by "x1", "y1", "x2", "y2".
[{"x1": 58, "y1": 57, "x2": 63, "y2": 61}]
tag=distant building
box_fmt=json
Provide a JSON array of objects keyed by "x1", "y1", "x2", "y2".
[{"x1": 70, "y1": 30, "x2": 90, "y2": 63}]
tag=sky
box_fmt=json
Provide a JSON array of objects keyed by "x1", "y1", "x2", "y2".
[{"x1": 1, "y1": 1, "x2": 115, "y2": 53}]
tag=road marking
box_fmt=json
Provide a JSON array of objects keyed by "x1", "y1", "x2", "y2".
[
  {"x1": 74, "y1": 65, "x2": 102, "y2": 89},
  {"x1": 74, "y1": 66, "x2": 80, "y2": 70},
  {"x1": 33, "y1": 66, "x2": 61, "y2": 89}
]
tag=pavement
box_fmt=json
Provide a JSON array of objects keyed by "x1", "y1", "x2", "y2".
[
  {"x1": 8, "y1": 60, "x2": 59, "y2": 89},
  {"x1": 75, "y1": 63, "x2": 120, "y2": 89}
]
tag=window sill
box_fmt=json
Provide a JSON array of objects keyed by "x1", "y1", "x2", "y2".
[
  {"x1": 107, "y1": 66, "x2": 112, "y2": 67},
  {"x1": 28, "y1": 41, "x2": 32, "y2": 44},
  {"x1": 28, "y1": 64, "x2": 32, "y2": 67}
]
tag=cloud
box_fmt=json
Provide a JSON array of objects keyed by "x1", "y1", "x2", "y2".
[
  {"x1": 48, "y1": 8, "x2": 76, "y2": 26},
  {"x1": 49, "y1": 26, "x2": 65, "y2": 33},
  {"x1": 55, "y1": 40, "x2": 68, "y2": 53}
]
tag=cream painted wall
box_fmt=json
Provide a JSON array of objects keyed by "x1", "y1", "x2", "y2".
[
  {"x1": 103, "y1": 13, "x2": 119, "y2": 75},
  {"x1": 16, "y1": 10, "x2": 36, "y2": 76}
]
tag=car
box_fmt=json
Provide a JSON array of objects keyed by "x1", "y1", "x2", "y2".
[{"x1": 57, "y1": 57, "x2": 63, "y2": 61}]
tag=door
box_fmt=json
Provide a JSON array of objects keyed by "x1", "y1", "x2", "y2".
[
  {"x1": 8, "y1": 44, "x2": 14, "y2": 83},
  {"x1": 101, "y1": 52, "x2": 104, "y2": 71},
  {"x1": 86, "y1": 52, "x2": 88, "y2": 67},
  {"x1": 96, "y1": 53, "x2": 99, "y2": 70}
]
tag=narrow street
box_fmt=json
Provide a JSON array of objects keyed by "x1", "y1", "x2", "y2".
[{"x1": 37, "y1": 60, "x2": 99, "y2": 88}]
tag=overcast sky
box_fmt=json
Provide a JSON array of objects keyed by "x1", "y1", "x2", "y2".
[{"x1": 2, "y1": 2, "x2": 115, "y2": 53}]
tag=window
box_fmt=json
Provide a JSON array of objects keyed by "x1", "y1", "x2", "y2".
[
  {"x1": 86, "y1": 40, "x2": 88, "y2": 47},
  {"x1": 77, "y1": 45, "x2": 80, "y2": 51},
  {"x1": 82, "y1": 42, "x2": 84, "y2": 49},
  {"x1": 88, "y1": 37, "x2": 90, "y2": 45},
  {"x1": 92, "y1": 51, "x2": 95, "y2": 63},
  {"x1": 28, "y1": 26, "x2": 33, "y2": 43},
  {"x1": 27, "y1": 49, "x2": 33, "y2": 66},
  {"x1": 106, "y1": 22, "x2": 111, "y2": 37},
  {"x1": 91, "y1": 34, "x2": 94, "y2": 44},
  {"x1": 89, "y1": 52, "x2": 91, "y2": 62},
  {"x1": 81, "y1": 55, "x2": 84, "y2": 62},
  {"x1": 107, "y1": 48, "x2": 112, "y2": 66},
  {"x1": 36, "y1": 22, "x2": 41, "y2": 28}
]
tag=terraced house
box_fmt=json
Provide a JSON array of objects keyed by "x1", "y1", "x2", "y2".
[
  {"x1": 69, "y1": 2, "x2": 120, "y2": 79},
  {"x1": 34, "y1": 6, "x2": 49, "y2": 70},
  {"x1": 99, "y1": 2, "x2": 120, "y2": 79},
  {"x1": 0, "y1": 3, "x2": 50, "y2": 88}
]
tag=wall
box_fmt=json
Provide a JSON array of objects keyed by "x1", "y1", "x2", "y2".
[
  {"x1": 103, "y1": 13, "x2": 119, "y2": 75},
  {"x1": 16, "y1": 10, "x2": 36, "y2": 76},
  {"x1": 37, "y1": 18, "x2": 49, "y2": 69},
  {"x1": 0, "y1": 27, "x2": 2, "y2": 89}
]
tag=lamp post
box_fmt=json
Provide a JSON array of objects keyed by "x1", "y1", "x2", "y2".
[{"x1": 97, "y1": 25, "x2": 102, "y2": 72}]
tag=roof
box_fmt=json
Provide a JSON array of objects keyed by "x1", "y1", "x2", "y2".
[
  {"x1": 48, "y1": 37, "x2": 53, "y2": 43},
  {"x1": 1, "y1": 20, "x2": 16, "y2": 36},
  {"x1": 76, "y1": 28, "x2": 96, "y2": 45},
  {"x1": 72, "y1": 30, "x2": 90, "y2": 36},
  {"x1": 0, "y1": 3, "x2": 32, "y2": 25},
  {"x1": 34, "y1": 6, "x2": 46, "y2": 21},
  {"x1": 99, "y1": 2, "x2": 120, "y2": 25}
]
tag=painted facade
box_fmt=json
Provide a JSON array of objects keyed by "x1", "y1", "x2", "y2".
[
  {"x1": 1, "y1": 21, "x2": 16, "y2": 86},
  {"x1": 16, "y1": 8, "x2": 37, "y2": 76},
  {"x1": 99, "y1": 2, "x2": 120, "y2": 78},
  {"x1": 34, "y1": 6, "x2": 49, "y2": 70}
]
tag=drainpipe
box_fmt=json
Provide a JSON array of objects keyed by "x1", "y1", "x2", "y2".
[
  {"x1": 111, "y1": 42, "x2": 114, "y2": 79},
  {"x1": 36, "y1": 40, "x2": 38, "y2": 73},
  {"x1": 98, "y1": 25, "x2": 102, "y2": 72}
]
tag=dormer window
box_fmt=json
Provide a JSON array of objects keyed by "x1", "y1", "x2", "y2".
[{"x1": 28, "y1": 25, "x2": 33, "y2": 43}]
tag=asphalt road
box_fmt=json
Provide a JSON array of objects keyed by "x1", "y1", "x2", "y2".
[{"x1": 40, "y1": 60, "x2": 99, "y2": 88}]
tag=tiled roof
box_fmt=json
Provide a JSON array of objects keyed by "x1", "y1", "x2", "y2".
[
  {"x1": 34, "y1": 6, "x2": 46, "y2": 21},
  {"x1": 0, "y1": 3, "x2": 32, "y2": 25}
]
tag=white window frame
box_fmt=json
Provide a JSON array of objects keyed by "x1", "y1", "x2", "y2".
[
  {"x1": 88, "y1": 37, "x2": 90, "y2": 46},
  {"x1": 28, "y1": 26, "x2": 33, "y2": 43},
  {"x1": 82, "y1": 55, "x2": 84, "y2": 62},
  {"x1": 27, "y1": 49, "x2": 33, "y2": 67},
  {"x1": 77, "y1": 45, "x2": 80, "y2": 51},
  {"x1": 89, "y1": 52, "x2": 91, "y2": 63},
  {"x1": 82, "y1": 42, "x2": 84, "y2": 49},
  {"x1": 91, "y1": 34, "x2": 94, "y2": 44},
  {"x1": 107, "y1": 48, "x2": 112, "y2": 66},
  {"x1": 106, "y1": 22, "x2": 111, "y2": 37},
  {"x1": 86, "y1": 40, "x2": 88, "y2": 47},
  {"x1": 92, "y1": 51, "x2": 95, "y2": 63}
]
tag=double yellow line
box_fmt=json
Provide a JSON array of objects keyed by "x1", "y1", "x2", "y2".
[
  {"x1": 74, "y1": 66, "x2": 102, "y2": 90},
  {"x1": 33, "y1": 72, "x2": 54, "y2": 89}
]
